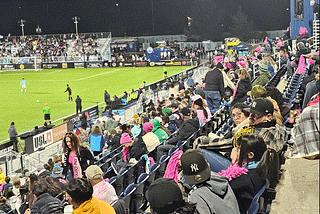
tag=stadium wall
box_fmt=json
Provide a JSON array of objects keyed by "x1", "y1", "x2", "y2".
[{"x1": 0, "y1": 60, "x2": 192, "y2": 71}]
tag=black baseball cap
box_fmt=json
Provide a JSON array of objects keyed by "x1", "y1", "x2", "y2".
[
  {"x1": 180, "y1": 149, "x2": 211, "y2": 185},
  {"x1": 244, "y1": 98, "x2": 274, "y2": 115},
  {"x1": 146, "y1": 178, "x2": 184, "y2": 213},
  {"x1": 180, "y1": 107, "x2": 191, "y2": 117}
]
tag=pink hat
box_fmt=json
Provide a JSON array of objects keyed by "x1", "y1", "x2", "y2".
[
  {"x1": 143, "y1": 122, "x2": 154, "y2": 133},
  {"x1": 299, "y1": 27, "x2": 308, "y2": 36},
  {"x1": 120, "y1": 133, "x2": 132, "y2": 144}
]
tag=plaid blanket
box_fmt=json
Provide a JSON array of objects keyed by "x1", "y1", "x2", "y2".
[{"x1": 290, "y1": 104, "x2": 320, "y2": 159}]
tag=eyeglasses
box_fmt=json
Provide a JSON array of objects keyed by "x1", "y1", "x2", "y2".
[{"x1": 231, "y1": 112, "x2": 243, "y2": 119}]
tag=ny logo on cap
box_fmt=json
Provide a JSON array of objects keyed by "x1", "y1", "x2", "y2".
[
  {"x1": 252, "y1": 102, "x2": 257, "y2": 108},
  {"x1": 190, "y1": 163, "x2": 199, "y2": 172}
]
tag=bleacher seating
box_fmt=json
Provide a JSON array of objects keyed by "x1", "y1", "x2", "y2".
[{"x1": 55, "y1": 62, "x2": 305, "y2": 214}]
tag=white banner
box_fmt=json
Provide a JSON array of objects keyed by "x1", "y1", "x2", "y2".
[{"x1": 33, "y1": 129, "x2": 53, "y2": 152}]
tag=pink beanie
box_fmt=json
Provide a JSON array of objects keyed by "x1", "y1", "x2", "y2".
[
  {"x1": 120, "y1": 133, "x2": 132, "y2": 144},
  {"x1": 143, "y1": 122, "x2": 154, "y2": 133}
]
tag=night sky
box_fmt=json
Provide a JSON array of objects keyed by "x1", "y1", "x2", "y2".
[{"x1": 0, "y1": 0, "x2": 290, "y2": 38}]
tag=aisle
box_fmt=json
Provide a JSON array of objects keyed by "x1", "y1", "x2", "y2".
[{"x1": 270, "y1": 158, "x2": 319, "y2": 213}]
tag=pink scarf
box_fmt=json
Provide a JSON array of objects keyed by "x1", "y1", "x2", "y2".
[
  {"x1": 70, "y1": 151, "x2": 83, "y2": 178},
  {"x1": 218, "y1": 163, "x2": 248, "y2": 181},
  {"x1": 164, "y1": 150, "x2": 183, "y2": 183},
  {"x1": 123, "y1": 147, "x2": 129, "y2": 162},
  {"x1": 232, "y1": 79, "x2": 240, "y2": 99},
  {"x1": 296, "y1": 55, "x2": 306, "y2": 74}
]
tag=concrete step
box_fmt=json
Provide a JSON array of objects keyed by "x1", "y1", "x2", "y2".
[{"x1": 270, "y1": 158, "x2": 319, "y2": 213}]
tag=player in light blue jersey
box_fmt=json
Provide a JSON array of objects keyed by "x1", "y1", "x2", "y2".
[{"x1": 20, "y1": 78, "x2": 27, "y2": 93}]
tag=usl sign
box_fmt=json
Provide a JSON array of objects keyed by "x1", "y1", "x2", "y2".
[{"x1": 33, "y1": 129, "x2": 53, "y2": 152}]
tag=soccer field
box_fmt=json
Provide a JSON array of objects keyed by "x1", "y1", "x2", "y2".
[{"x1": 0, "y1": 66, "x2": 190, "y2": 142}]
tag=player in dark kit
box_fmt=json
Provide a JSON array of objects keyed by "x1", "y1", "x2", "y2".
[{"x1": 65, "y1": 84, "x2": 73, "y2": 101}]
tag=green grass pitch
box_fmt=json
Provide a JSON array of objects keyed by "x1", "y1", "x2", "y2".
[{"x1": 0, "y1": 66, "x2": 190, "y2": 142}]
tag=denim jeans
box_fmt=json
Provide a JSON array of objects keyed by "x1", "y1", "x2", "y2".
[
  {"x1": 204, "y1": 90, "x2": 221, "y2": 113},
  {"x1": 198, "y1": 148, "x2": 231, "y2": 173}
]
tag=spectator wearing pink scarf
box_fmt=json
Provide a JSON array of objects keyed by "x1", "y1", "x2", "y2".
[{"x1": 120, "y1": 133, "x2": 132, "y2": 162}]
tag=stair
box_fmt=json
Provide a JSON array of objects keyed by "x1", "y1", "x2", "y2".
[{"x1": 312, "y1": 19, "x2": 319, "y2": 50}]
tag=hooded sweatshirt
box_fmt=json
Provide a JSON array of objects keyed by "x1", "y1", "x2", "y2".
[
  {"x1": 151, "y1": 119, "x2": 169, "y2": 143},
  {"x1": 188, "y1": 172, "x2": 240, "y2": 214},
  {"x1": 72, "y1": 197, "x2": 116, "y2": 214}
]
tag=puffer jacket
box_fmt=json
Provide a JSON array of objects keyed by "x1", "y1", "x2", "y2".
[
  {"x1": 30, "y1": 193, "x2": 64, "y2": 214},
  {"x1": 167, "y1": 118, "x2": 200, "y2": 145}
]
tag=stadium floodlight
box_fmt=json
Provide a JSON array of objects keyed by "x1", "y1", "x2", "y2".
[
  {"x1": 187, "y1": 17, "x2": 192, "y2": 27},
  {"x1": 18, "y1": 19, "x2": 26, "y2": 36},
  {"x1": 72, "y1": 16, "x2": 80, "y2": 35},
  {"x1": 36, "y1": 25, "x2": 42, "y2": 34}
]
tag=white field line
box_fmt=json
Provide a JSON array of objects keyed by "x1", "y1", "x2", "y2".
[
  {"x1": 1, "y1": 69, "x2": 63, "y2": 75},
  {"x1": 77, "y1": 69, "x2": 120, "y2": 81},
  {"x1": 0, "y1": 69, "x2": 120, "y2": 82}
]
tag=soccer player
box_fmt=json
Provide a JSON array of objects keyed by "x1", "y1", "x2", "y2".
[
  {"x1": 43, "y1": 103, "x2": 51, "y2": 124},
  {"x1": 64, "y1": 84, "x2": 73, "y2": 101},
  {"x1": 20, "y1": 78, "x2": 27, "y2": 93},
  {"x1": 163, "y1": 67, "x2": 168, "y2": 78}
]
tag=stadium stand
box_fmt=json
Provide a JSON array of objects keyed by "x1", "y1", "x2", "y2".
[{"x1": 1, "y1": 26, "x2": 319, "y2": 214}]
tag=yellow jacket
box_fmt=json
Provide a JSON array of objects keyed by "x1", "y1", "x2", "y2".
[
  {"x1": 72, "y1": 197, "x2": 116, "y2": 214},
  {"x1": 0, "y1": 173, "x2": 5, "y2": 184}
]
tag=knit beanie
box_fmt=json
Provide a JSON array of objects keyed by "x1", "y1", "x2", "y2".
[
  {"x1": 259, "y1": 63, "x2": 268, "y2": 72},
  {"x1": 120, "y1": 133, "x2": 132, "y2": 144},
  {"x1": 143, "y1": 122, "x2": 154, "y2": 133}
]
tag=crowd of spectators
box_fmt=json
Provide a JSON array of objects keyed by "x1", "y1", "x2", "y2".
[
  {"x1": 0, "y1": 36, "x2": 68, "y2": 62},
  {"x1": 0, "y1": 23, "x2": 319, "y2": 213},
  {"x1": 0, "y1": 34, "x2": 105, "y2": 63}
]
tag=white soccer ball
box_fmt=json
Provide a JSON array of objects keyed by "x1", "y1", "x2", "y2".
[{"x1": 37, "y1": 100, "x2": 39, "y2": 103}]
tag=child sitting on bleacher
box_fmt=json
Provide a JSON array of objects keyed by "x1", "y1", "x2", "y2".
[{"x1": 120, "y1": 133, "x2": 147, "y2": 163}]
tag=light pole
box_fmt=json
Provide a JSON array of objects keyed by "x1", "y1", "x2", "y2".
[
  {"x1": 72, "y1": 16, "x2": 80, "y2": 35},
  {"x1": 151, "y1": 0, "x2": 155, "y2": 35},
  {"x1": 18, "y1": 19, "x2": 26, "y2": 36}
]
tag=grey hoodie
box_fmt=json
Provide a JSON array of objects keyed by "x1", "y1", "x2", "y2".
[{"x1": 188, "y1": 172, "x2": 240, "y2": 214}]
